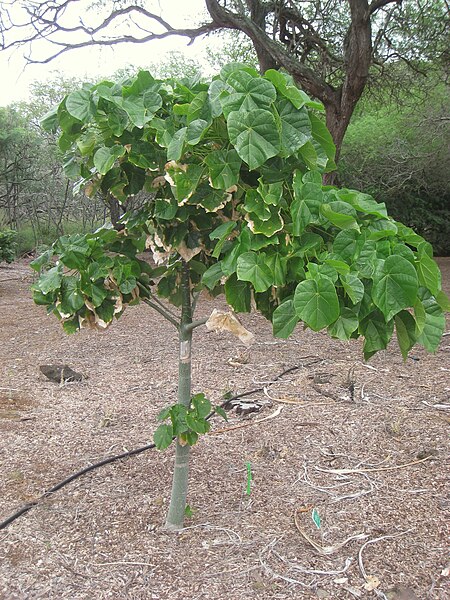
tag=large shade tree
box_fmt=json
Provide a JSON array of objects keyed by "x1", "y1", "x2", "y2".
[{"x1": 0, "y1": 1, "x2": 447, "y2": 162}]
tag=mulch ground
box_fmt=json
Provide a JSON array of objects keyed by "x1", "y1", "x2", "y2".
[{"x1": 0, "y1": 258, "x2": 449, "y2": 600}]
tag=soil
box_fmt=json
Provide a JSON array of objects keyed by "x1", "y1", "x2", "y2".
[{"x1": 0, "y1": 258, "x2": 449, "y2": 600}]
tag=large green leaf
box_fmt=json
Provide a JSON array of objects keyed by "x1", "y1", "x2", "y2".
[
  {"x1": 166, "y1": 163, "x2": 204, "y2": 204},
  {"x1": 320, "y1": 201, "x2": 360, "y2": 231},
  {"x1": 272, "y1": 299, "x2": 299, "y2": 338},
  {"x1": 236, "y1": 251, "x2": 273, "y2": 292},
  {"x1": 205, "y1": 149, "x2": 242, "y2": 189},
  {"x1": 265, "y1": 70, "x2": 308, "y2": 109},
  {"x1": 243, "y1": 190, "x2": 272, "y2": 221},
  {"x1": 38, "y1": 266, "x2": 62, "y2": 294},
  {"x1": 293, "y1": 276, "x2": 339, "y2": 331},
  {"x1": 416, "y1": 247, "x2": 441, "y2": 295},
  {"x1": 227, "y1": 109, "x2": 281, "y2": 170},
  {"x1": 66, "y1": 88, "x2": 94, "y2": 122},
  {"x1": 395, "y1": 310, "x2": 417, "y2": 360},
  {"x1": 224, "y1": 274, "x2": 251, "y2": 312},
  {"x1": 360, "y1": 310, "x2": 394, "y2": 360},
  {"x1": 246, "y1": 209, "x2": 284, "y2": 237},
  {"x1": 372, "y1": 256, "x2": 419, "y2": 321},
  {"x1": 210, "y1": 221, "x2": 237, "y2": 258},
  {"x1": 276, "y1": 99, "x2": 311, "y2": 156},
  {"x1": 417, "y1": 290, "x2": 446, "y2": 352},
  {"x1": 222, "y1": 71, "x2": 277, "y2": 115},
  {"x1": 93, "y1": 146, "x2": 126, "y2": 175},
  {"x1": 337, "y1": 190, "x2": 388, "y2": 219},
  {"x1": 167, "y1": 127, "x2": 187, "y2": 161},
  {"x1": 340, "y1": 273, "x2": 365, "y2": 304},
  {"x1": 309, "y1": 113, "x2": 336, "y2": 162},
  {"x1": 328, "y1": 308, "x2": 359, "y2": 340}
]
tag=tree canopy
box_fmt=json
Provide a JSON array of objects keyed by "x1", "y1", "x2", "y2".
[{"x1": 1, "y1": 1, "x2": 448, "y2": 158}]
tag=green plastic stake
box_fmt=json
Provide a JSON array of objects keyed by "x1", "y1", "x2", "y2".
[{"x1": 245, "y1": 462, "x2": 252, "y2": 495}]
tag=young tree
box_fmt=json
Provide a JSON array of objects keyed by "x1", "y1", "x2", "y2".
[
  {"x1": 1, "y1": 1, "x2": 448, "y2": 161},
  {"x1": 31, "y1": 65, "x2": 448, "y2": 529}
]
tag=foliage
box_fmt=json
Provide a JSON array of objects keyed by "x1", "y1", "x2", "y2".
[
  {"x1": 340, "y1": 85, "x2": 450, "y2": 255},
  {"x1": 2, "y1": 0, "x2": 448, "y2": 158},
  {"x1": 31, "y1": 65, "x2": 448, "y2": 361},
  {"x1": 0, "y1": 228, "x2": 17, "y2": 263},
  {"x1": 154, "y1": 394, "x2": 227, "y2": 450}
]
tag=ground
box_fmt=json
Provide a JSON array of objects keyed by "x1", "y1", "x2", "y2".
[{"x1": 0, "y1": 258, "x2": 449, "y2": 600}]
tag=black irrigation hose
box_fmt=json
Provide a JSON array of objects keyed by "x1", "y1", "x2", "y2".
[{"x1": 0, "y1": 362, "x2": 316, "y2": 531}]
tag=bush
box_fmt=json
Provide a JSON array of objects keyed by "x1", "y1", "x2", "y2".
[
  {"x1": 0, "y1": 229, "x2": 17, "y2": 263},
  {"x1": 339, "y1": 88, "x2": 450, "y2": 255}
]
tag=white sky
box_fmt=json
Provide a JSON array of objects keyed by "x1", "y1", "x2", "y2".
[{"x1": 0, "y1": 0, "x2": 218, "y2": 106}]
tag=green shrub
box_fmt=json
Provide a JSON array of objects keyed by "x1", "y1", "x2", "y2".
[
  {"x1": 0, "y1": 229, "x2": 17, "y2": 263},
  {"x1": 340, "y1": 88, "x2": 450, "y2": 255}
]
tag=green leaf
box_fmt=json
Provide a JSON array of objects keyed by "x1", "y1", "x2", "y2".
[
  {"x1": 227, "y1": 109, "x2": 281, "y2": 170},
  {"x1": 94, "y1": 146, "x2": 126, "y2": 175},
  {"x1": 202, "y1": 262, "x2": 224, "y2": 290},
  {"x1": 395, "y1": 310, "x2": 417, "y2": 360},
  {"x1": 328, "y1": 308, "x2": 359, "y2": 340},
  {"x1": 361, "y1": 310, "x2": 394, "y2": 360},
  {"x1": 243, "y1": 189, "x2": 272, "y2": 221},
  {"x1": 210, "y1": 221, "x2": 237, "y2": 258},
  {"x1": 413, "y1": 298, "x2": 426, "y2": 335},
  {"x1": 436, "y1": 290, "x2": 450, "y2": 312},
  {"x1": 30, "y1": 249, "x2": 53, "y2": 272},
  {"x1": 417, "y1": 290, "x2": 446, "y2": 352},
  {"x1": 205, "y1": 149, "x2": 242, "y2": 189},
  {"x1": 225, "y1": 274, "x2": 251, "y2": 312},
  {"x1": 293, "y1": 276, "x2": 339, "y2": 331},
  {"x1": 166, "y1": 163, "x2": 204, "y2": 204},
  {"x1": 236, "y1": 251, "x2": 273, "y2": 292},
  {"x1": 186, "y1": 119, "x2": 209, "y2": 145},
  {"x1": 154, "y1": 423, "x2": 174, "y2": 450},
  {"x1": 62, "y1": 317, "x2": 80, "y2": 334},
  {"x1": 337, "y1": 190, "x2": 387, "y2": 219},
  {"x1": 38, "y1": 267, "x2": 62, "y2": 294},
  {"x1": 266, "y1": 252, "x2": 287, "y2": 287},
  {"x1": 264, "y1": 70, "x2": 308, "y2": 109},
  {"x1": 372, "y1": 256, "x2": 419, "y2": 321},
  {"x1": 40, "y1": 107, "x2": 59, "y2": 132},
  {"x1": 60, "y1": 276, "x2": 85, "y2": 313},
  {"x1": 257, "y1": 179, "x2": 283, "y2": 205},
  {"x1": 340, "y1": 273, "x2": 365, "y2": 304},
  {"x1": 276, "y1": 99, "x2": 311, "y2": 156},
  {"x1": 272, "y1": 299, "x2": 299, "y2": 338},
  {"x1": 416, "y1": 250, "x2": 441, "y2": 296},
  {"x1": 309, "y1": 113, "x2": 336, "y2": 162},
  {"x1": 320, "y1": 201, "x2": 360, "y2": 231},
  {"x1": 191, "y1": 393, "x2": 212, "y2": 418},
  {"x1": 222, "y1": 71, "x2": 276, "y2": 115},
  {"x1": 333, "y1": 230, "x2": 363, "y2": 263},
  {"x1": 185, "y1": 413, "x2": 210, "y2": 434},
  {"x1": 66, "y1": 88, "x2": 94, "y2": 121},
  {"x1": 167, "y1": 127, "x2": 187, "y2": 161},
  {"x1": 214, "y1": 406, "x2": 228, "y2": 421}
]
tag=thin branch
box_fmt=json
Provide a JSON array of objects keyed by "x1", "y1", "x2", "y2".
[{"x1": 142, "y1": 298, "x2": 179, "y2": 330}]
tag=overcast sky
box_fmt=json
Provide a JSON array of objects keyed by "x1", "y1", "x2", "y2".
[{"x1": 0, "y1": 0, "x2": 216, "y2": 106}]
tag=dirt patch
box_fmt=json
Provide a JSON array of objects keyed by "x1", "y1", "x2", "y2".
[{"x1": 0, "y1": 258, "x2": 449, "y2": 600}]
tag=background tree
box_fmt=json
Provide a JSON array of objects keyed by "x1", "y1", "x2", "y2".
[{"x1": 1, "y1": 0, "x2": 448, "y2": 162}]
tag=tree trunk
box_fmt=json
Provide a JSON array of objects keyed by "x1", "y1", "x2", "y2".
[{"x1": 164, "y1": 261, "x2": 193, "y2": 530}]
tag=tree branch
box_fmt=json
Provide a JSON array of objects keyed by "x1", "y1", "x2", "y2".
[{"x1": 368, "y1": 0, "x2": 400, "y2": 17}]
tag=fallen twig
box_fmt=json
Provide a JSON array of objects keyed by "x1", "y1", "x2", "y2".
[
  {"x1": 315, "y1": 455, "x2": 434, "y2": 475},
  {"x1": 293, "y1": 509, "x2": 367, "y2": 555},
  {"x1": 358, "y1": 529, "x2": 414, "y2": 598}
]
